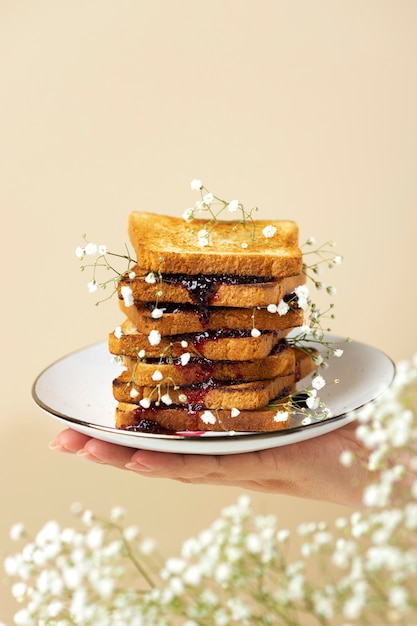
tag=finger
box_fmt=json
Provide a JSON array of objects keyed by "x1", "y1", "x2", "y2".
[
  {"x1": 126, "y1": 448, "x2": 278, "y2": 482},
  {"x1": 50, "y1": 429, "x2": 136, "y2": 469},
  {"x1": 80, "y1": 438, "x2": 136, "y2": 469},
  {"x1": 49, "y1": 429, "x2": 92, "y2": 453}
]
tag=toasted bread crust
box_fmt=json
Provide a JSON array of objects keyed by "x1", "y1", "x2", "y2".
[
  {"x1": 121, "y1": 348, "x2": 296, "y2": 386},
  {"x1": 128, "y1": 212, "x2": 302, "y2": 277},
  {"x1": 119, "y1": 301, "x2": 304, "y2": 335},
  {"x1": 113, "y1": 373, "x2": 295, "y2": 411},
  {"x1": 109, "y1": 320, "x2": 290, "y2": 361},
  {"x1": 115, "y1": 402, "x2": 291, "y2": 432},
  {"x1": 119, "y1": 268, "x2": 306, "y2": 308}
]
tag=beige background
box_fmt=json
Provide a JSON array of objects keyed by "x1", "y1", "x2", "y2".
[{"x1": 1, "y1": 1, "x2": 416, "y2": 621}]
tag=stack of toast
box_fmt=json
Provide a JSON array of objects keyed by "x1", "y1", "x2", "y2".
[{"x1": 108, "y1": 212, "x2": 317, "y2": 433}]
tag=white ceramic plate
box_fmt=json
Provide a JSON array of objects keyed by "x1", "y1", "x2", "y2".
[{"x1": 32, "y1": 336, "x2": 394, "y2": 455}]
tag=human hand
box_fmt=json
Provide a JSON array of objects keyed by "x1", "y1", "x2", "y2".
[{"x1": 50, "y1": 422, "x2": 371, "y2": 507}]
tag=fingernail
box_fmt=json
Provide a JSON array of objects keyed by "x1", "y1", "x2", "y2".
[
  {"x1": 49, "y1": 442, "x2": 66, "y2": 452},
  {"x1": 125, "y1": 461, "x2": 154, "y2": 473},
  {"x1": 76, "y1": 450, "x2": 106, "y2": 464}
]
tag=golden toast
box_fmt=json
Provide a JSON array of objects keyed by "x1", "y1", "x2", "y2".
[
  {"x1": 113, "y1": 373, "x2": 295, "y2": 411},
  {"x1": 118, "y1": 267, "x2": 306, "y2": 308},
  {"x1": 121, "y1": 347, "x2": 296, "y2": 386},
  {"x1": 115, "y1": 402, "x2": 291, "y2": 432},
  {"x1": 128, "y1": 212, "x2": 302, "y2": 277},
  {"x1": 109, "y1": 320, "x2": 291, "y2": 361},
  {"x1": 119, "y1": 300, "x2": 304, "y2": 335}
]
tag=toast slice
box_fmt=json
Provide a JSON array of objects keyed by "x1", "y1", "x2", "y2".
[
  {"x1": 122, "y1": 347, "x2": 296, "y2": 386},
  {"x1": 115, "y1": 402, "x2": 291, "y2": 432},
  {"x1": 113, "y1": 373, "x2": 296, "y2": 411},
  {"x1": 128, "y1": 212, "x2": 302, "y2": 277},
  {"x1": 119, "y1": 267, "x2": 306, "y2": 308},
  {"x1": 109, "y1": 320, "x2": 291, "y2": 361},
  {"x1": 119, "y1": 300, "x2": 304, "y2": 335}
]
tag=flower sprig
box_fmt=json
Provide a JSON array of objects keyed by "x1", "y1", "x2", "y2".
[
  {"x1": 183, "y1": 178, "x2": 262, "y2": 247},
  {"x1": 75, "y1": 235, "x2": 137, "y2": 306},
  {"x1": 5, "y1": 361, "x2": 417, "y2": 624},
  {"x1": 302, "y1": 237, "x2": 343, "y2": 294}
]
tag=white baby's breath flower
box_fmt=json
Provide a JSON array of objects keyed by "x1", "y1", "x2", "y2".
[
  {"x1": 181, "y1": 340, "x2": 188, "y2": 348},
  {"x1": 183, "y1": 208, "x2": 195, "y2": 222},
  {"x1": 84, "y1": 242, "x2": 98, "y2": 256},
  {"x1": 75, "y1": 246, "x2": 85, "y2": 259},
  {"x1": 312, "y1": 375, "x2": 326, "y2": 391},
  {"x1": 201, "y1": 411, "x2": 216, "y2": 425},
  {"x1": 10, "y1": 582, "x2": 27, "y2": 596},
  {"x1": 151, "y1": 307, "x2": 164, "y2": 319},
  {"x1": 190, "y1": 178, "x2": 203, "y2": 190},
  {"x1": 267, "y1": 304, "x2": 278, "y2": 313},
  {"x1": 145, "y1": 272, "x2": 157, "y2": 284},
  {"x1": 197, "y1": 228, "x2": 209, "y2": 248},
  {"x1": 294, "y1": 285, "x2": 309, "y2": 309},
  {"x1": 306, "y1": 394, "x2": 320, "y2": 410},
  {"x1": 180, "y1": 352, "x2": 191, "y2": 366},
  {"x1": 138, "y1": 349, "x2": 146, "y2": 358},
  {"x1": 231, "y1": 408, "x2": 240, "y2": 418},
  {"x1": 262, "y1": 225, "x2": 276, "y2": 238},
  {"x1": 13, "y1": 608, "x2": 33, "y2": 626},
  {"x1": 277, "y1": 300, "x2": 290, "y2": 316},
  {"x1": 198, "y1": 237, "x2": 209, "y2": 248},
  {"x1": 214, "y1": 562, "x2": 232, "y2": 584},
  {"x1": 333, "y1": 348, "x2": 344, "y2": 357},
  {"x1": 251, "y1": 328, "x2": 261, "y2": 337},
  {"x1": 161, "y1": 393, "x2": 172, "y2": 406},
  {"x1": 203, "y1": 192, "x2": 214, "y2": 205},
  {"x1": 81, "y1": 509, "x2": 93, "y2": 526},
  {"x1": 227, "y1": 199, "x2": 239, "y2": 212},
  {"x1": 121, "y1": 285, "x2": 134, "y2": 307},
  {"x1": 86, "y1": 526, "x2": 104, "y2": 550},
  {"x1": 241, "y1": 242, "x2": 248, "y2": 249},
  {"x1": 152, "y1": 370, "x2": 163, "y2": 382},
  {"x1": 148, "y1": 329, "x2": 161, "y2": 346},
  {"x1": 139, "y1": 397, "x2": 151, "y2": 408},
  {"x1": 87, "y1": 280, "x2": 98, "y2": 293},
  {"x1": 114, "y1": 326, "x2": 124, "y2": 339},
  {"x1": 140, "y1": 537, "x2": 156, "y2": 555},
  {"x1": 197, "y1": 228, "x2": 208, "y2": 239},
  {"x1": 274, "y1": 410, "x2": 289, "y2": 423},
  {"x1": 97, "y1": 244, "x2": 107, "y2": 255},
  {"x1": 110, "y1": 506, "x2": 126, "y2": 521},
  {"x1": 178, "y1": 393, "x2": 187, "y2": 403},
  {"x1": 10, "y1": 522, "x2": 25, "y2": 542},
  {"x1": 130, "y1": 388, "x2": 139, "y2": 398}
]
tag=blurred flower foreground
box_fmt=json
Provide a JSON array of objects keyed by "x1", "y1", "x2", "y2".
[{"x1": 4, "y1": 355, "x2": 417, "y2": 626}]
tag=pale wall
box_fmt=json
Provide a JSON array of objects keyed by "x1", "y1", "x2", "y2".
[{"x1": 1, "y1": 1, "x2": 416, "y2": 622}]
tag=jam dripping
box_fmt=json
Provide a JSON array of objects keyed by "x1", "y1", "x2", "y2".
[
  {"x1": 269, "y1": 339, "x2": 289, "y2": 355},
  {"x1": 150, "y1": 273, "x2": 273, "y2": 325},
  {"x1": 122, "y1": 416, "x2": 206, "y2": 436},
  {"x1": 164, "y1": 272, "x2": 273, "y2": 300},
  {"x1": 122, "y1": 417, "x2": 174, "y2": 435}
]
